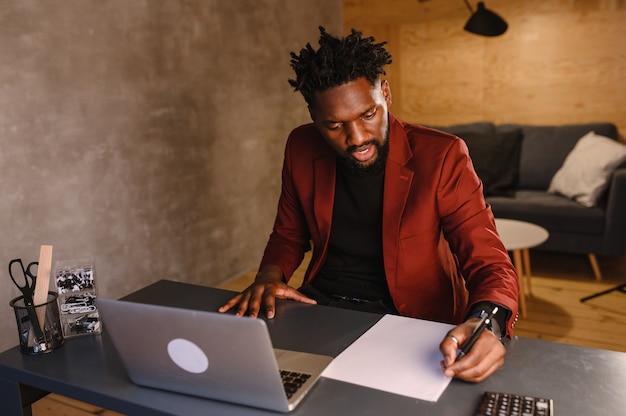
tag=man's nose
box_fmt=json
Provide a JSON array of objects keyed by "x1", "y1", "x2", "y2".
[{"x1": 345, "y1": 121, "x2": 368, "y2": 146}]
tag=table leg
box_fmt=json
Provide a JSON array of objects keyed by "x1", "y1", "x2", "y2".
[
  {"x1": 522, "y1": 249, "x2": 533, "y2": 296},
  {"x1": 0, "y1": 376, "x2": 31, "y2": 416},
  {"x1": 587, "y1": 253, "x2": 602, "y2": 280},
  {"x1": 512, "y1": 249, "x2": 526, "y2": 318}
]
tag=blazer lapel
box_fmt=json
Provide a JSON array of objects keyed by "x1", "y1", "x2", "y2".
[
  {"x1": 382, "y1": 115, "x2": 414, "y2": 279},
  {"x1": 313, "y1": 153, "x2": 336, "y2": 245}
]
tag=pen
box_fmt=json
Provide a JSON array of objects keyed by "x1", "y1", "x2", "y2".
[{"x1": 456, "y1": 306, "x2": 498, "y2": 361}]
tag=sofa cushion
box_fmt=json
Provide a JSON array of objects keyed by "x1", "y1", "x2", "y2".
[
  {"x1": 496, "y1": 123, "x2": 619, "y2": 190},
  {"x1": 428, "y1": 121, "x2": 496, "y2": 136},
  {"x1": 456, "y1": 129, "x2": 523, "y2": 197},
  {"x1": 488, "y1": 190, "x2": 605, "y2": 235},
  {"x1": 548, "y1": 131, "x2": 626, "y2": 207}
]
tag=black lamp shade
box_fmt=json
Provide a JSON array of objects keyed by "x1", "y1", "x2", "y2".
[{"x1": 464, "y1": 2, "x2": 508, "y2": 37}]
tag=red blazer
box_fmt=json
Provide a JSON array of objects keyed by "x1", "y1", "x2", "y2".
[{"x1": 260, "y1": 114, "x2": 519, "y2": 335}]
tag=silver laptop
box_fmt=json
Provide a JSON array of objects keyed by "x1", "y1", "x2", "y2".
[{"x1": 96, "y1": 298, "x2": 333, "y2": 412}]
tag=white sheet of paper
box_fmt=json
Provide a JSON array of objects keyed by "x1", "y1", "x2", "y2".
[{"x1": 321, "y1": 314, "x2": 454, "y2": 402}]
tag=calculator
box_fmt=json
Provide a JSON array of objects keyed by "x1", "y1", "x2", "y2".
[{"x1": 476, "y1": 391, "x2": 553, "y2": 416}]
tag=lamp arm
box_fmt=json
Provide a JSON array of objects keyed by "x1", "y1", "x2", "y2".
[{"x1": 462, "y1": 0, "x2": 474, "y2": 13}]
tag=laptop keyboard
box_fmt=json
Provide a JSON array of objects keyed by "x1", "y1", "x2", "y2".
[{"x1": 280, "y1": 370, "x2": 312, "y2": 398}]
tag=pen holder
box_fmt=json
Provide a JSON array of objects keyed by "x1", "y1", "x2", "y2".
[{"x1": 10, "y1": 292, "x2": 64, "y2": 355}]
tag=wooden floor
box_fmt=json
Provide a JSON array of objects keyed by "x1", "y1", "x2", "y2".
[{"x1": 33, "y1": 251, "x2": 626, "y2": 415}]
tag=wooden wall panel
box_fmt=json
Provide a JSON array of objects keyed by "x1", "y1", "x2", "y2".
[{"x1": 345, "y1": 0, "x2": 626, "y2": 135}]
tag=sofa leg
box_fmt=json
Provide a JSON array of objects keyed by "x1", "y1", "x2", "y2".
[{"x1": 588, "y1": 254, "x2": 602, "y2": 280}]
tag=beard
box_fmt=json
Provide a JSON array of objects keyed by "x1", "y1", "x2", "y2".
[{"x1": 339, "y1": 132, "x2": 390, "y2": 177}]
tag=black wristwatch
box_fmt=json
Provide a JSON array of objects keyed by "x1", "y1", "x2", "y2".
[
  {"x1": 486, "y1": 314, "x2": 502, "y2": 341},
  {"x1": 466, "y1": 303, "x2": 507, "y2": 341}
]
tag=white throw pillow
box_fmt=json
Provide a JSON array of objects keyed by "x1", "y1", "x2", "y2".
[{"x1": 548, "y1": 131, "x2": 626, "y2": 207}]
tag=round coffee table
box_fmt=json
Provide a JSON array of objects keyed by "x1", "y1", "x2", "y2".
[{"x1": 494, "y1": 218, "x2": 549, "y2": 318}]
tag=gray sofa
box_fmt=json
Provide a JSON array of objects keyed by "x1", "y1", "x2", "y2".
[{"x1": 434, "y1": 122, "x2": 626, "y2": 279}]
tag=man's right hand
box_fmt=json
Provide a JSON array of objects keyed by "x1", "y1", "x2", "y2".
[{"x1": 217, "y1": 265, "x2": 316, "y2": 319}]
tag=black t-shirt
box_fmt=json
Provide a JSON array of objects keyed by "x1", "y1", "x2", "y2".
[{"x1": 313, "y1": 157, "x2": 392, "y2": 303}]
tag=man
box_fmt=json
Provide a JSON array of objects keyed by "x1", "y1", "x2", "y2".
[{"x1": 220, "y1": 27, "x2": 519, "y2": 383}]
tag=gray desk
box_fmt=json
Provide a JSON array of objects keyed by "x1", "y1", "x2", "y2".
[{"x1": 1, "y1": 280, "x2": 625, "y2": 415}]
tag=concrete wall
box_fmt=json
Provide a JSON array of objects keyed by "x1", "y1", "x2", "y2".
[{"x1": 0, "y1": 1, "x2": 341, "y2": 352}]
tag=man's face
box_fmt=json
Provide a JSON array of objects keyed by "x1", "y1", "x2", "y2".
[{"x1": 309, "y1": 77, "x2": 392, "y2": 174}]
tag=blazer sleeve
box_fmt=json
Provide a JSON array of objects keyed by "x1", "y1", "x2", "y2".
[
  {"x1": 437, "y1": 138, "x2": 520, "y2": 335},
  {"x1": 258, "y1": 129, "x2": 313, "y2": 281}
]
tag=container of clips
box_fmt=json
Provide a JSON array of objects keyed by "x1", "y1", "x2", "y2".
[{"x1": 54, "y1": 258, "x2": 102, "y2": 338}]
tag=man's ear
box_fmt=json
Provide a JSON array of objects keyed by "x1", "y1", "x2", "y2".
[{"x1": 382, "y1": 80, "x2": 392, "y2": 106}]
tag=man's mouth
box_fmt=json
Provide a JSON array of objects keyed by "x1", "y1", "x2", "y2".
[{"x1": 350, "y1": 144, "x2": 376, "y2": 163}]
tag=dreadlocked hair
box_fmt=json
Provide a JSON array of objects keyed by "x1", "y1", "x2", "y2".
[{"x1": 288, "y1": 27, "x2": 392, "y2": 104}]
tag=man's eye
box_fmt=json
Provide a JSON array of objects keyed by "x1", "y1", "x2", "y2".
[
  {"x1": 363, "y1": 110, "x2": 376, "y2": 120},
  {"x1": 327, "y1": 123, "x2": 342, "y2": 130}
]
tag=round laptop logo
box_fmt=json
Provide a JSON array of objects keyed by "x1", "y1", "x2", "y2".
[{"x1": 167, "y1": 338, "x2": 209, "y2": 374}]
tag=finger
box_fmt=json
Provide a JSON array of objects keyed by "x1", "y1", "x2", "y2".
[
  {"x1": 245, "y1": 285, "x2": 267, "y2": 318},
  {"x1": 263, "y1": 286, "x2": 316, "y2": 318},
  {"x1": 444, "y1": 333, "x2": 460, "y2": 347},
  {"x1": 455, "y1": 355, "x2": 504, "y2": 383},
  {"x1": 447, "y1": 337, "x2": 505, "y2": 381},
  {"x1": 235, "y1": 290, "x2": 253, "y2": 317},
  {"x1": 474, "y1": 357, "x2": 504, "y2": 382},
  {"x1": 263, "y1": 291, "x2": 276, "y2": 319},
  {"x1": 440, "y1": 332, "x2": 462, "y2": 369},
  {"x1": 284, "y1": 288, "x2": 317, "y2": 304},
  {"x1": 441, "y1": 335, "x2": 482, "y2": 376},
  {"x1": 218, "y1": 293, "x2": 243, "y2": 313}
]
